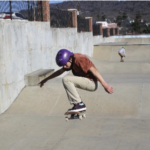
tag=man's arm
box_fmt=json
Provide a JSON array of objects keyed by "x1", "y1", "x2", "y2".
[
  {"x1": 89, "y1": 67, "x2": 113, "y2": 94},
  {"x1": 38, "y1": 68, "x2": 65, "y2": 87},
  {"x1": 124, "y1": 49, "x2": 126, "y2": 57}
]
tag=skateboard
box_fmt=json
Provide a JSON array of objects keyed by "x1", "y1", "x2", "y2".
[{"x1": 64, "y1": 110, "x2": 86, "y2": 121}]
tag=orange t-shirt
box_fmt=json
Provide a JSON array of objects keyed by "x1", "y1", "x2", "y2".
[{"x1": 72, "y1": 53, "x2": 97, "y2": 81}]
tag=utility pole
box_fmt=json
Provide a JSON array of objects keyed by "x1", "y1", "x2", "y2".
[
  {"x1": 77, "y1": 1, "x2": 80, "y2": 12},
  {"x1": 9, "y1": 1, "x2": 12, "y2": 20},
  {"x1": 77, "y1": 1, "x2": 80, "y2": 16},
  {"x1": 33, "y1": 0, "x2": 35, "y2": 21}
]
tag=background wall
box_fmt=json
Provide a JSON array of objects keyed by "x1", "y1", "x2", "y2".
[
  {"x1": 0, "y1": 20, "x2": 93, "y2": 113},
  {"x1": 93, "y1": 35, "x2": 115, "y2": 45}
]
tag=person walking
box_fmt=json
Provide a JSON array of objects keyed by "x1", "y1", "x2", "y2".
[
  {"x1": 38, "y1": 49, "x2": 113, "y2": 112},
  {"x1": 118, "y1": 46, "x2": 126, "y2": 62}
]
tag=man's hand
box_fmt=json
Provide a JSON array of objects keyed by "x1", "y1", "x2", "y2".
[
  {"x1": 38, "y1": 80, "x2": 46, "y2": 88},
  {"x1": 104, "y1": 84, "x2": 113, "y2": 94},
  {"x1": 89, "y1": 67, "x2": 114, "y2": 94}
]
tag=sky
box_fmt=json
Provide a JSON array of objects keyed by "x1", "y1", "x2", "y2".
[{"x1": 50, "y1": 1, "x2": 64, "y2": 4}]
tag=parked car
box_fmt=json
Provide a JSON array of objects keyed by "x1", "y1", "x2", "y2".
[{"x1": 0, "y1": 12, "x2": 26, "y2": 20}]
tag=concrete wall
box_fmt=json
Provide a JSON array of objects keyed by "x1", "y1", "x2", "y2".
[
  {"x1": 114, "y1": 36, "x2": 150, "y2": 44},
  {"x1": 0, "y1": 20, "x2": 93, "y2": 113},
  {"x1": 93, "y1": 35, "x2": 150, "y2": 45},
  {"x1": 93, "y1": 35, "x2": 115, "y2": 45}
]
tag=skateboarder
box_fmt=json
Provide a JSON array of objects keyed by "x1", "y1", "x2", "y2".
[
  {"x1": 38, "y1": 49, "x2": 113, "y2": 112},
  {"x1": 118, "y1": 46, "x2": 126, "y2": 62}
]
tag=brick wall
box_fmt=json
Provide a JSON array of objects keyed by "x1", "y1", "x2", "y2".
[
  {"x1": 85, "y1": 17, "x2": 93, "y2": 32},
  {"x1": 42, "y1": 1, "x2": 50, "y2": 22},
  {"x1": 68, "y1": 9, "x2": 77, "y2": 28}
]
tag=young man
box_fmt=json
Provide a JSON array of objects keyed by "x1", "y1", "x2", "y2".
[
  {"x1": 118, "y1": 46, "x2": 126, "y2": 62},
  {"x1": 38, "y1": 49, "x2": 113, "y2": 112}
]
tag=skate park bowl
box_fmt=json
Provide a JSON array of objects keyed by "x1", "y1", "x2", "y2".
[
  {"x1": 1, "y1": 37, "x2": 150, "y2": 150},
  {"x1": 91, "y1": 37, "x2": 150, "y2": 118}
]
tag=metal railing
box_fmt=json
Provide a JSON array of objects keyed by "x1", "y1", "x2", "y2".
[
  {"x1": 77, "y1": 16, "x2": 89, "y2": 32},
  {"x1": 93, "y1": 24, "x2": 100, "y2": 36},
  {"x1": 110, "y1": 28, "x2": 113, "y2": 36},
  {"x1": 103, "y1": 28, "x2": 107, "y2": 37},
  {"x1": 0, "y1": 1, "x2": 43, "y2": 21},
  {"x1": 50, "y1": 8, "x2": 72, "y2": 28},
  {"x1": 115, "y1": 28, "x2": 118, "y2": 35}
]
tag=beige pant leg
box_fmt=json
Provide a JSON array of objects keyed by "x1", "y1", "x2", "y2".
[
  {"x1": 118, "y1": 52, "x2": 124, "y2": 57},
  {"x1": 62, "y1": 76, "x2": 98, "y2": 104},
  {"x1": 118, "y1": 52, "x2": 125, "y2": 62}
]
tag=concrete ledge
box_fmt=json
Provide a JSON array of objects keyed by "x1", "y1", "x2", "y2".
[{"x1": 25, "y1": 69, "x2": 54, "y2": 86}]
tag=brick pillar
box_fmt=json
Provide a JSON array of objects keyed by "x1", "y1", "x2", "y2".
[
  {"x1": 113, "y1": 28, "x2": 115, "y2": 35},
  {"x1": 117, "y1": 28, "x2": 119, "y2": 35},
  {"x1": 68, "y1": 9, "x2": 77, "y2": 28},
  {"x1": 42, "y1": 1, "x2": 50, "y2": 21},
  {"x1": 99, "y1": 23, "x2": 103, "y2": 35},
  {"x1": 107, "y1": 28, "x2": 110, "y2": 37},
  {"x1": 85, "y1": 17, "x2": 93, "y2": 32}
]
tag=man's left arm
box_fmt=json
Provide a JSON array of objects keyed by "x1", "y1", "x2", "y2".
[
  {"x1": 89, "y1": 67, "x2": 113, "y2": 94},
  {"x1": 124, "y1": 49, "x2": 126, "y2": 57}
]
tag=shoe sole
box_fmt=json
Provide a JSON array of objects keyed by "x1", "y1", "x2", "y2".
[{"x1": 68, "y1": 108, "x2": 86, "y2": 112}]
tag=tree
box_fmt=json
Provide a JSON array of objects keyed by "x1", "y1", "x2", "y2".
[
  {"x1": 135, "y1": 12, "x2": 142, "y2": 21},
  {"x1": 102, "y1": 14, "x2": 106, "y2": 21},
  {"x1": 143, "y1": 25, "x2": 150, "y2": 33},
  {"x1": 122, "y1": 12, "x2": 128, "y2": 20},
  {"x1": 131, "y1": 21, "x2": 141, "y2": 33},
  {"x1": 96, "y1": 14, "x2": 101, "y2": 21},
  {"x1": 116, "y1": 15, "x2": 122, "y2": 26}
]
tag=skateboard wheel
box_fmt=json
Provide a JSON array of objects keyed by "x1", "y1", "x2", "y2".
[
  {"x1": 83, "y1": 114, "x2": 86, "y2": 118},
  {"x1": 79, "y1": 115, "x2": 82, "y2": 120},
  {"x1": 65, "y1": 118, "x2": 69, "y2": 121}
]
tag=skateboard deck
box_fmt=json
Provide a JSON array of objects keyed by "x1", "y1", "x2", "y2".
[{"x1": 64, "y1": 110, "x2": 86, "y2": 121}]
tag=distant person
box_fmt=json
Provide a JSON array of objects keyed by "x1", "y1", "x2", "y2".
[
  {"x1": 118, "y1": 46, "x2": 126, "y2": 62},
  {"x1": 38, "y1": 49, "x2": 113, "y2": 112}
]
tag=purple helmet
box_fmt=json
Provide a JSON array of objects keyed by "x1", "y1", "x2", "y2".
[{"x1": 56, "y1": 49, "x2": 73, "y2": 67}]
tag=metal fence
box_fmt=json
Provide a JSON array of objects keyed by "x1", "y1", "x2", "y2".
[
  {"x1": 50, "y1": 8, "x2": 72, "y2": 28},
  {"x1": 0, "y1": 1, "x2": 43, "y2": 21},
  {"x1": 93, "y1": 24, "x2": 100, "y2": 36},
  {"x1": 110, "y1": 28, "x2": 113, "y2": 36},
  {"x1": 77, "y1": 16, "x2": 89, "y2": 32},
  {"x1": 115, "y1": 28, "x2": 118, "y2": 35},
  {"x1": 103, "y1": 28, "x2": 107, "y2": 37}
]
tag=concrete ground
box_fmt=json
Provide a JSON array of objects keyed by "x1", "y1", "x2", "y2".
[{"x1": 1, "y1": 38, "x2": 150, "y2": 150}]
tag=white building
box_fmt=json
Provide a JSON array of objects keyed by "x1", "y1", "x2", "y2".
[
  {"x1": 96, "y1": 21, "x2": 108, "y2": 28},
  {"x1": 96, "y1": 21, "x2": 117, "y2": 28}
]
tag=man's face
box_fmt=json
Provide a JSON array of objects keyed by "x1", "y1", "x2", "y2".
[{"x1": 63, "y1": 61, "x2": 72, "y2": 69}]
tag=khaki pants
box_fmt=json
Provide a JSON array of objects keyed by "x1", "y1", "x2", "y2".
[
  {"x1": 62, "y1": 76, "x2": 98, "y2": 104},
  {"x1": 118, "y1": 52, "x2": 125, "y2": 62}
]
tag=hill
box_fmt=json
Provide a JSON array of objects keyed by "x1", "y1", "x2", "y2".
[{"x1": 50, "y1": 1, "x2": 150, "y2": 23}]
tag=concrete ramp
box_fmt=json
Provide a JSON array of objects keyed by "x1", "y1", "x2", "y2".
[
  {"x1": 1, "y1": 39, "x2": 150, "y2": 150},
  {"x1": 115, "y1": 37, "x2": 150, "y2": 44},
  {"x1": 1, "y1": 74, "x2": 150, "y2": 150},
  {"x1": 96, "y1": 62, "x2": 150, "y2": 74},
  {"x1": 5, "y1": 70, "x2": 150, "y2": 119},
  {"x1": 94, "y1": 45, "x2": 150, "y2": 62}
]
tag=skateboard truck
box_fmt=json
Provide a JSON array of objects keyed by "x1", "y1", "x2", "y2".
[{"x1": 65, "y1": 110, "x2": 86, "y2": 121}]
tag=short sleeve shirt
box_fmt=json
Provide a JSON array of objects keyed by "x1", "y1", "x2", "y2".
[
  {"x1": 72, "y1": 53, "x2": 97, "y2": 81},
  {"x1": 118, "y1": 48, "x2": 125, "y2": 55}
]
